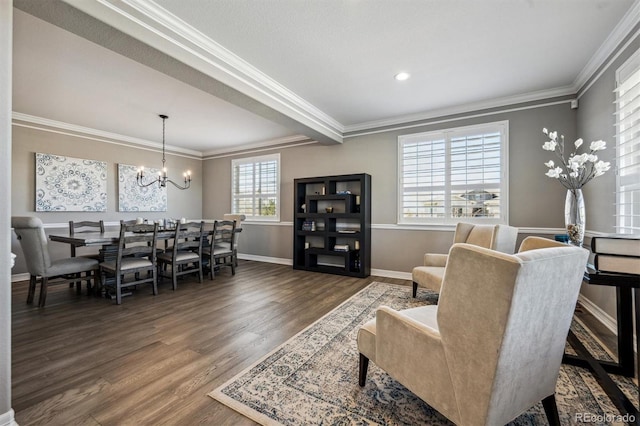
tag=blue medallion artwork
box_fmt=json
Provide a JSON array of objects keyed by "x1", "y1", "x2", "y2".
[
  {"x1": 118, "y1": 164, "x2": 167, "y2": 212},
  {"x1": 35, "y1": 152, "x2": 107, "y2": 212}
]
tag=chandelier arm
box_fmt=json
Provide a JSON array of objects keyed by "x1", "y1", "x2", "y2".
[{"x1": 166, "y1": 179, "x2": 191, "y2": 190}]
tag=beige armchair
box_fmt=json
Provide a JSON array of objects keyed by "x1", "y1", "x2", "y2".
[
  {"x1": 412, "y1": 222, "x2": 518, "y2": 296},
  {"x1": 358, "y1": 237, "x2": 588, "y2": 425}
]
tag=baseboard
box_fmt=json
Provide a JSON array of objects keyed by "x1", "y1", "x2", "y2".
[
  {"x1": 11, "y1": 273, "x2": 29, "y2": 283},
  {"x1": 0, "y1": 409, "x2": 17, "y2": 426},
  {"x1": 578, "y1": 294, "x2": 617, "y2": 336},
  {"x1": 237, "y1": 253, "x2": 292, "y2": 266},
  {"x1": 370, "y1": 268, "x2": 412, "y2": 280}
]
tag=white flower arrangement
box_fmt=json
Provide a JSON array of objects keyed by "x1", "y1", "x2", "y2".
[{"x1": 542, "y1": 128, "x2": 611, "y2": 189}]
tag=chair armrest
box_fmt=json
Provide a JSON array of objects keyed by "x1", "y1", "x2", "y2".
[
  {"x1": 424, "y1": 253, "x2": 448, "y2": 267},
  {"x1": 375, "y1": 306, "x2": 453, "y2": 407}
]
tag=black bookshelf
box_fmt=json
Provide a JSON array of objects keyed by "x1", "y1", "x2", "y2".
[{"x1": 293, "y1": 173, "x2": 371, "y2": 277}]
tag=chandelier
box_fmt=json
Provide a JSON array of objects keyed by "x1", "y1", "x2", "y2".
[{"x1": 136, "y1": 114, "x2": 191, "y2": 190}]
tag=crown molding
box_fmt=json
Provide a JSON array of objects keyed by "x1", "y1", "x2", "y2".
[
  {"x1": 12, "y1": 112, "x2": 203, "y2": 158},
  {"x1": 573, "y1": 0, "x2": 640, "y2": 92},
  {"x1": 344, "y1": 86, "x2": 576, "y2": 134},
  {"x1": 203, "y1": 135, "x2": 317, "y2": 159},
  {"x1": 62, "y1": 0, "x2": 344, "y2": 144}
]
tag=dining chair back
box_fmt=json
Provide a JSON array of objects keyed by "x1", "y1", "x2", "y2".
[
  {"x1": 12, "y1": 216, "x2": 99, "y2": 307},
  {"x1": 203, "y1": 220, "x2": 236, "y2": 279},
  {"x1": 98, "y1": 222, "x2": 158, "y2": 304},
  {"x1": 223, "y1": 213, "x2": 246, "y2": 266},
  {"x1": 157, "y1": 221, "x2": 205, "y2": 290},
  {"x1": 69, "y1": 220, "x2": 105, "y2": 257}
]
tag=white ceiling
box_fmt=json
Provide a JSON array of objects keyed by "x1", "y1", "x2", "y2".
[{"x1": 12, "y1": 0, "x2": 640, "y2": 155}]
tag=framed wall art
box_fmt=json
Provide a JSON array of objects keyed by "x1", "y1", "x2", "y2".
[
  {"x1": 35, "y1": 153, "x2": 107, "y2": 212},
  {"x1": 118, "y1": 164, "x2": 167, "y2": 212}
]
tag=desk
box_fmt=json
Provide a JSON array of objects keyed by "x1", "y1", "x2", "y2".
[{"x1": 563, "y1": 271, "x2": 640, "y2": 424}]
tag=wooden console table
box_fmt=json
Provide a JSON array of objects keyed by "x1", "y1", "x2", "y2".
[{"x1": 563, "y1": 270, "x2": 640, "y2": 424}]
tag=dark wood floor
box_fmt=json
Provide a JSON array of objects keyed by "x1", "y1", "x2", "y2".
[
  {"x1": 11, "y1": 261, "x2": 410, "y2": 425},
  {"x1": 11, "y1": 261, "x2": 618, "y2": 425}
]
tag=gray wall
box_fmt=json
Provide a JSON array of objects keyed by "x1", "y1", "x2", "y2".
[
  {"x1": 11, "y1": 124, "x2": 203, "y2": 273},
  {"x1": 576, "y1": 30, "x2": 640, "y2": 317},
  {"x1": 204, "y1": 99, "x2": 577, "y2": 273}
]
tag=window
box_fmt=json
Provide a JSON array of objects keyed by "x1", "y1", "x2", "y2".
[
  {"x1": 398, "y1": 121, "x2": 508, "y2": 224},
  {"x1": 232, "y1": 153, "x2": 280, "y2": 221},
  {"x1": 615, "y1": 51, "x2": 640, "y2": 234}
]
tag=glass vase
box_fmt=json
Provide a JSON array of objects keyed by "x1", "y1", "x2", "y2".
[{"x1": 564, "y1": 188, "x2": 585, "y2": 247}]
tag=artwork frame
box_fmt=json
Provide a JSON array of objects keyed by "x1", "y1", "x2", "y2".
[
  {"x1": 118, "y1": 164, "x2": 167, "y2": 212},
  {"x1": 35, "y1": 153, "x2": 107, "y2": 212}
]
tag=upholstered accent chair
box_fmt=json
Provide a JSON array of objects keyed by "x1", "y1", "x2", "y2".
[
  {"x1": 98, "y1": 223, "x2": 159, "y2": 304},
  {"x1": 157, "y1": 221, "x2": 205, "y2": 290},
  {"x1": 202, "y1": 220, "x2": 236, "y2": 279},
  {"x1": 412, "y1": 222, "x2": 518, "y2": 296},
  {"x1": 12, "y1": 216, "x2": 99, "y2": 307},
  {"x1": 358, "y1": 237, "x2": 588, "y2": 426},
  {"x1": 223, "y1": 213, "x2": 246, "y2": 266}
]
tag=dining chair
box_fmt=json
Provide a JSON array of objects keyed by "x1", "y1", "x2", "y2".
[
  {"x1": 202, "y1": 220, "x2": 236, "y2": 279},
  {"x1": 157, "y1": 221, "x2": 205, "y2": 290},
  {"x1": 11, "y1": 216, "x2": 99, "y2": 307},
  {"x1": 98, "y1": 222, "x2": 159, "y2": 304},
  {"x1": 358, "y1": 237, "x2": 589, "y2": 425},
  {"x1": 223, "y1": 213, "x2": 246, "y2": 267},
  {"x1": 68, "y1": 220, "x2": 105, "y2": 258},
  {"x1": 68, "y1": 220, "x2": 105, "y2": 292}
]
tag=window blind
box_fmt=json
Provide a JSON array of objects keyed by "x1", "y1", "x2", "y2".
[
  {"x1": 232, "y1": 154, "x2": 280, "y2": 220},
  {"x1": 398, "y1": 121, "x2": 507, "y2": 224},
  {"x1": 615, "y1": 52, "x2": 640, "y2": 233}
]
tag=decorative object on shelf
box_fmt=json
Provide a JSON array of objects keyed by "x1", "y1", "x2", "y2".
[
  {"x1": 118, "y1": 164, "x2": 167, "y2": 212},
  {"x1": 542, "y1": 128, "x2": 611, "y2": 246},
  {"x1": 35, "y1": 153, "x2": 107, "y2": 212},
  {"x1": 136, "y1": 114, "x2": 191, "y2": 190},
  {"x1": 325, "y1": 207, "x2": 333, "y2": 213},
  {"x1": 334, "y1": 244, "x2": 350, "y2": 252}
]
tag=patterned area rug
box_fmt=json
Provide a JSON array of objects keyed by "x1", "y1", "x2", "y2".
[{"x1": 209, "y1": 282, "x2": 638, "y2": 425}]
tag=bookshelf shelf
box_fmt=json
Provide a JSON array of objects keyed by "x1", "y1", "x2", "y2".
[{"x1": 294, "y1": 173, "x2": 371, "y2": 278}]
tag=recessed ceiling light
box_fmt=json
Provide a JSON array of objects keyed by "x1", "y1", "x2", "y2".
[{"x1": 395, "y1": 72, "x2": 410, "y2": 81}]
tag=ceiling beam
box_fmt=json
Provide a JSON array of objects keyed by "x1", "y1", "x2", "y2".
[{"x1": 15, "y1": 0, "x2": 344, "y2": 145}]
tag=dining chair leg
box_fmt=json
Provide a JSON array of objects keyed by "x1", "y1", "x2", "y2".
[
  {"x1": 152, "y1": 269, "x2": 158, "y2": 296},
  {"x1": 38, "y1": 276, "x2": 48, "y2": 307},
  {"x1": 27, "y1": 275, "x2": 36, "y2": 304},
  {"x1": 172, "y1": 265, "x2": 178, "y2": 291},
  {"x1": 115, "y1": 275, "x2": 122, "y2": 305},
  {"x1": 198, "y1": 261, "x2": 203, "y2": 283}
]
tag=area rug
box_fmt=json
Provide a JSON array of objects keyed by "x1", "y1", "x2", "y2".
[{"x1": 209, "y1": 281, "x2": 638, "y2": 425}]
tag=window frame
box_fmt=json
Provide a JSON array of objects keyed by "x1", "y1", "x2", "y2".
[
  {"x1": 397, "y1": 120, "x2": 509, "y2": 225},
  {"x1": 231, "y1": 153, "x2": 281, "y2": 222},
  {"x1": 615, "y1": 49, "x2": 640, "y2": 234}
]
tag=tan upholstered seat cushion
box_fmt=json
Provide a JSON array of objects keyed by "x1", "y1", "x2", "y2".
[
  {"x1": 358, "y1": 305, "x2": 439, "y2": 364},
  {"x1": 412, "y1": 266, "x2": 446, "y2": 292}
]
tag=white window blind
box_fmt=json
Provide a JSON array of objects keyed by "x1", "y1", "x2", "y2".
[
  {"x1": 398, "y1": 121, "x2": 508, "y2": 224},
  {"x1": 232, "y1": 153, "x2": 280, "y2": 221},
  {"x1": 615, "y1": 51, "x2": 640, "y2": 233}
]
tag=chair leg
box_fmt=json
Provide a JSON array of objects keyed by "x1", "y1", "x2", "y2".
[
  {"x1": 542, "y1": 394, "x2": 560, "y2": 426},
  {"x1": 172, "y1": 264, "x2": 177, "y2": 291},
  {"x1": 412, "y1": 281, "x2": 418, "y2": 298},
  {"x1": 38, "y1": 276, "x2": 48, "y2": 307},
  {"x1": 152, "y1": 268, "x2": 158, "y2": 296},
  {"x1": 27, "y1": 275, "x2": 37, "y2": 304},
  {"x1": 115, "y1": 274, "x2": 122, "y2": 305},
  {"x1": 198, "y1": 261, "x2": 203, "y2": 283},
  {"x1": 231, "y1": 255, "x2": 236, "y2": 276},
  {"x1": 358, "y1": 353, "x2": 369, "y2": 387}
]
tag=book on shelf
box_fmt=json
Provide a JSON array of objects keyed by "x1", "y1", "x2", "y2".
[
  {"x1": 591, "y1": 235, "x2": 640, "y2": 257},
  {"x1": 334, "y1": 244, "x2": 350, "y2": 252},
  {"x1": 594, "y1": 254, "x2": 640, "y2": 275}
]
